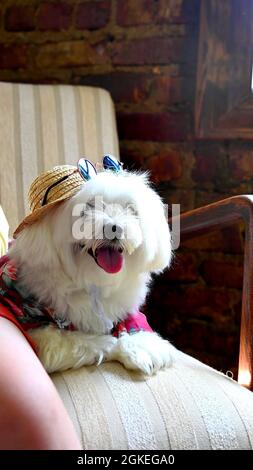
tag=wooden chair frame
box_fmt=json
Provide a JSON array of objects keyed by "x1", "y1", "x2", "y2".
[{"x1": 173, "y1": 195, "x2": 253, "y2": 390}]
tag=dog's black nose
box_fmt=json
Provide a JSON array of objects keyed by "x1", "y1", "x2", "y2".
[{"x1": 103, "y1": 223, "x2": 123, "y2": 240}]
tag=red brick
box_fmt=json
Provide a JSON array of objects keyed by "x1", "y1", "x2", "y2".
[
  {"x1": 192, "y1": 140, "x2": 228, "y2": 184},
  {"x1": 192, "y1": 141, "x2": 229, "y2": 186},
  {"x1": 229, "y1": 149, "x2": 253, "y2": 182},
  {"x1": 162, "y1": 188, "x2": 195, "y2": 213},
  {"x1": 192, "y1": 153, "x2": 218, "y2": 184},
  {"x1": 184, "y1": 286, "x2": 234, "y2": 315},
  {"x1": 117, "y1": 112, "x2": 189, "y2": 142},
  {"x1": 150, "y1": 76, "x2": 183, "y2": 105},
  {"x1": 147, "y1": 283, "x2": 235, "y2": 322},
  {"x1": 117, "y1": 0, "x2": 156, "y2": 26},
  {"x1": 112, "y1": 37, "x2": 184, "y2": 65},
  {"x1": 36, "y1": 41, "x2": 108, "y2": 68},
  {"x1": 76, "y1": 73, "x2": 149, "y2": 103},
  {"x1": 176, "y1": 320, "x2": 238, "y2": 356},
  {"x1": 5, "y1": 6, "x2": 36, "y2": 31},
  {"x1": 195, "y1": 191, "x2": 226, "y2": 207},
  {"x1": 148, "y1": 151, "x2": 182, "y2": 183},
  {"x1": 166, "y1": 286, "x2": 234, "y2": 318},
  {"x1": 117, "y1": 0, "x2": 197, "y2": 26},
  {"x1": 156, "y1": 0, "x2": 199, "y2": 24},
  {"x1": 37, "y1": 2, "x2": 73, "y2": 31},
  {"x1": 0, "y1": 44, "x2": 28, "y2": 69},
  {"x1": 164, "y1": 252, "x2": 199, "y2": 282},
  {"x1": 200, "y1": 260, "x2": 243, "y2": 289},
  {"x1": 76, "y1": 1, "x2": 110, "y2": 30},
  {"x1": 182, "y1": 226, "x2": 244, "y2": 254}
]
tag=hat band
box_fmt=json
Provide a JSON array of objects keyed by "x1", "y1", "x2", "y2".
[{"x1": 41, "y1": 173, "x2": 75, "y2": 206}]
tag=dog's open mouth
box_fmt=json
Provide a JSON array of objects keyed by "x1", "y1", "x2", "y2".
[{"x1": 88, "y1": 246, "x2": 124, "y2": 274}]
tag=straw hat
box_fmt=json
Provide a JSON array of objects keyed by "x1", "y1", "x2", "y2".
[{"x1": 13, "y1": 165, "x2": 85, "y2": 238}]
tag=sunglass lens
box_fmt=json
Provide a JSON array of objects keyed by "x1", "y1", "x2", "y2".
[
  {"x1": 77, "y1": 158, "x2": 97, "y2": 181},
  {"x1": 103, "y1": 155, "x2": 122, "y2": 172}
]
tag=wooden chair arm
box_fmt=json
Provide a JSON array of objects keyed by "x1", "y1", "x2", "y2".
[
  {"x1": 171, "y1": 195, "x2": 253, "y2": 390},
  {"x1": 179, "y1": 194, "x2": 253, "y2": 240}
]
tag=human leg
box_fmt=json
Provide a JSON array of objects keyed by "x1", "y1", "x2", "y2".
[{"x1": 0, "y1": 317, "x2": 81, "y2": 449}]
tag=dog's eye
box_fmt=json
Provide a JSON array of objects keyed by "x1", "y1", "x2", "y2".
[
  {"x1": 127, "y1": 204, "x2": 138, "y2": 216},
  {"x1": 86, "y1": 201, "x2": 95, "y2": 210}
]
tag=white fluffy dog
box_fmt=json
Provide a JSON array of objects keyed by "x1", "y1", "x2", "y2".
[{"x1": 9, "y1": 169, "x2": 175, "y2": 374}]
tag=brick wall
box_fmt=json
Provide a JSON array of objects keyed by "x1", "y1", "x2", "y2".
[{"x1": 0, "y1": 0, "x2": 248, "y2": 377}]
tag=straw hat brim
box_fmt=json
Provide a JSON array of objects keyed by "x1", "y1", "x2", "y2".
[{"x1": 13, "y1": 190, "x2": 79, "y2": 239}]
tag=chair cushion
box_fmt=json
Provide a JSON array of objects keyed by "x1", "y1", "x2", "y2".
[
  {"x1": 0, "y1": 82, "x2": 119, "y2": 235},
  {"x1": 51, "y1": 349, "x2": 253, "y2": 450}
]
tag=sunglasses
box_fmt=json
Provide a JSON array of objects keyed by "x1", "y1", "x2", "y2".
[
  {"x1": 77, "y1": 154, "x2": 122, "y2": 181},
  {"x1": 42, "y1": 155, "x2": 122, "y2": 206}
]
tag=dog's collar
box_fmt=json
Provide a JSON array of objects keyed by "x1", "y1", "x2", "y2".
[{"x1": 0, "y1": 256, "x2": 74, "y2": 331}]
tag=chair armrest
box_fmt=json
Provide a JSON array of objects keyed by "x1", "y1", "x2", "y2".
[
  {"x1": 0, "y1": 206, "x2": 9, "y2": 257},
  {"x1": 171, "y1": 195, "x2": 253, "y2": 391},
  {"x1": 178, "y1": 194, "x2": 253, "y2": 240}
]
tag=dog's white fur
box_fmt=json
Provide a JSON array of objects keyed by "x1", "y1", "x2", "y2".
[{"x1": 9, "y1": 170, "x2": 175, "y2": 374}]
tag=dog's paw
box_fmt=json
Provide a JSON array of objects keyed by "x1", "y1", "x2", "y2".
[
  {"x1": 109, "y1": 331, "x2": 174, "y2": 375},
  {"x1": 72, "y1": 334, "x2": 117, "y2": 369},
  {"x1": 29, "y1": 326, "x2": 117, "y2": 373}
]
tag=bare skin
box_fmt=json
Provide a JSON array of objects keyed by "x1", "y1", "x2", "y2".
[{"x1": 0, "y1": 317, "x2": 81, "y2": 450}]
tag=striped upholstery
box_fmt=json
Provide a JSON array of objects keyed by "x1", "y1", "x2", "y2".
[
  {"x1": 0, "y1": 82, "x2": 119, "y2": 235},
  {"x1": 52, "y1": 351, "x2": 253, "y2": 450}
]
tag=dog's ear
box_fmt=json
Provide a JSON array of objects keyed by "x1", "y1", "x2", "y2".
[{"x1": 135, "y1": 177, "x2": 172, "y2": 273}]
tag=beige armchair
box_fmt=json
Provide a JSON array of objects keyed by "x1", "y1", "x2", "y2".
[{"x1": 0, "y1": 82, "x2": 253, "y2": 450}]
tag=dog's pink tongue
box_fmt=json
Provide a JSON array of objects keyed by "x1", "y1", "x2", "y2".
[{"x1": 96, "y1": 247, "x2": 123, "y2": 274}]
